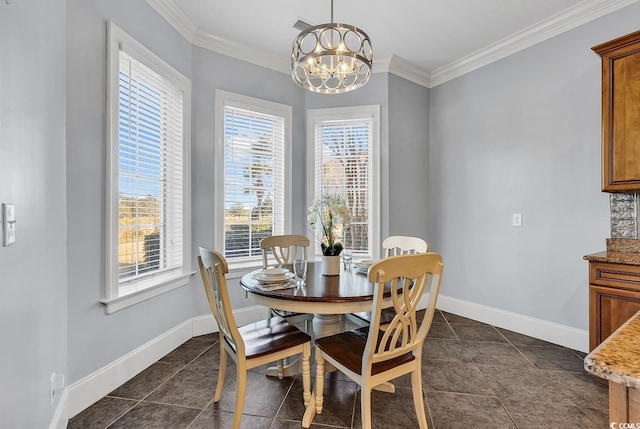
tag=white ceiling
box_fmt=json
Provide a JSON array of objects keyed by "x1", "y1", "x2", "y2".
[{"x1": 148, "y1": 0, "x2": 638, "y2": 87}]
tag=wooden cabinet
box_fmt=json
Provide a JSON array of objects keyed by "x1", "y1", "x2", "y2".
[
  {"x1": 589, "y1": 261, "x2": 640, "y2": 350},
  {"x1": 593, "y1": 30, "x2": 640, "y2": 192}
]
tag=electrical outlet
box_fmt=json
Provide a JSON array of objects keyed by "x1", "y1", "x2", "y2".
[
  {"x1": 49, "y1": 373, "x2": 56, "y2": 404},
  {"x1": 49, "y1": 372, "x2": 64, "y2": 405},
  {"x1": 3, "y1": 203, "x2": 16, "y2": 246},
  {"x1": 512, "y1": 213, "x2": 523, "y2": 227}
]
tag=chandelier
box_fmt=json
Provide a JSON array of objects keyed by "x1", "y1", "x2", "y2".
[{"x1": 291, "y1": 0, "x2": 373, "y2": 94}]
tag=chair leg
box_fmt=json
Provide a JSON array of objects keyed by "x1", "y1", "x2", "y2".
[
  {"x1": 315, "y1": 352, "x2": 325, "y2": 414},
  {"x1": 271, "y1": 308, "x2": 284, "y2": 380},
  {"x1": 411, "y1": 367, "x2": 428, "y2": 429},
  {"x1": 214, "y1": 339, "x2": 227, "y2": 402},
  {"x1": 302, "y1": 344, "x2": 311, "y2": 407},
  {"x1": 360, "y1": 385, "x2": 372, "y2": 429},
  {"x1": 232, "y1": 365, "x2": 247, "y2": 429}
]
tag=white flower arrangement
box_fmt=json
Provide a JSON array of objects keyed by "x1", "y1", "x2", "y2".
[{"x1": 308, "y1": 194, "x2": 352, "y2": 256}]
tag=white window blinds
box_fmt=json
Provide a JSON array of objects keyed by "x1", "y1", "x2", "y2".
[
  {"x1": 223, "y1": 106, "x2": 286, "y2": 260},
  {"x1": 314, "y1": 118, "x2": 373, "y2": 255},
  {"x1": 117, "y1": 49, "x2": 185, "y2": 284}
]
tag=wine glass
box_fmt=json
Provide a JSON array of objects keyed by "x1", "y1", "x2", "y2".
[{"x1": 293, "y1": 258, "x2": 307, "y2": 286}]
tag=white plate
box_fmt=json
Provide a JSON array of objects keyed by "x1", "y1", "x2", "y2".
[
  {"x1": 252, "y1": 271, "x2": 295, "y2": 284},
  {"x1": 261, "y1": 267, "x2": 289, "y2": 278}
]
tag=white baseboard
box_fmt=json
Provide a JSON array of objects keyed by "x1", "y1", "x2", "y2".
[
  {"x1": 66, "y1": 318, "x2": 193, "y2": 418},
  {"x1": 433, "y1": 294, "x2": 589, "y2": 352},
  {"x1": 192, "y1": 305, "x2": 267, "y2": 336},
  {"x1": 51, "y1": 298, "x2": 587, "y2": 428},
  {"x1": 48, "y1": 388, "x2": 69, "y2": 429},
  {"x1": 60, "y1": 304, "x2": 265, "y2": 425}
]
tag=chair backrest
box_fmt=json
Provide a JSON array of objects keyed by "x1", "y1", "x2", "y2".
[
  {"x1": 197, "y1": 247, "x2": 245, "y2": 357},
  {"x1": 382, "y1": 235, "x2": 428, "y2": 257},
  {"x1": 260, "y1": 234, "x2": 310, "y2": 268},
  {"x1": 365, "y1": 253, "x2": 443, "y2": 370}
]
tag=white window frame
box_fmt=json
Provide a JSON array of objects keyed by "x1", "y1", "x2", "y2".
[
  {"x1": 306, "y1": 105, "x2": 381, "y2": 260},
  {"x1": 214, "y1": 90, "x2": 292, "y2": 272},
  {"x1": 103, "y1": 22, "x2": 192, "y2": 314}
]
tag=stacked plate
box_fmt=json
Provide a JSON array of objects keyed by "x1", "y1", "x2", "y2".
[
  {"x1": 354, "y1": 259, "x2": 373, "y2": 275},
  {"x1": 252, "y1": 268, "x2": 295, "y2": 289}
]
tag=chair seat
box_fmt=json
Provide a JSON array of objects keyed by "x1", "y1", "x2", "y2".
[
  {"x1": 314, "y1": 327, "x2": 414, "y2": 376},
  {"x1": 349, "y1": 308, "x2": 396, "y2": 325},
  {"x1": 237, "y1": 316, "x2": 311, "y2": 359}
]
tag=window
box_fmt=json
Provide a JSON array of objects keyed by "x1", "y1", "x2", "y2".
[
  {"x1": 307, "y1": 106, "x2": 380, "y2": 259},
  {"x1": 215, "y1": 90, "x2": 291, "y2": 269},
  {"x1": 104, "y1": 23, "x2": 191, "y2": 313}
]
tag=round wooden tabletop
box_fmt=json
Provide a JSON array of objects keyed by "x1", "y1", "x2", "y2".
[{"x1": 240, "y1": 262, "x2": 384, "y2": 314}]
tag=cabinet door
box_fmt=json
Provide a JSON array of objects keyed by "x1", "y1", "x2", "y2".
[
  {"x1": 590, "y1": 285, "x2": 640, "y2": 350},
  {"x1": 593, "y1": 29, "x2": 640, "y2": 191}
]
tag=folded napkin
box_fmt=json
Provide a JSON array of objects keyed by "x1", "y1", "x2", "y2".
[{"x1": 256, "y1": 281, "x2": 297, "y2": 291}]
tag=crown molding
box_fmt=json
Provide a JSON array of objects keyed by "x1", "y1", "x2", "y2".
[
  {"x1": 371, "y1": 55, "x2": 391, "y2": 74},
  {"x1": 429, "y1": 0, "x2": 640, "y2": 87},
  {"x1": 149, "y1": 0, "x2": 638, "y2": 89},
  {"x1": 192, "y1": 31, "x2": 290, "y2": 74},
  {"x1": 386, "y1": 55, "x2": 431, "y2": 88},
  {"x1": 146, "y1": 0, "x2": 197, "y2": 42}
]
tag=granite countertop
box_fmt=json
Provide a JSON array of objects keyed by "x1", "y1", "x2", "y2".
[
  {"x1": 584, "y1": 310, "x2": 640, "y2": 388},
  {"x1": 583, "y1": 238, "x2": 640, "y2": 266}
]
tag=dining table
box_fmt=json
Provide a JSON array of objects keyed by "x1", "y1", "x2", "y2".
[{"x1": 240, "y1": 261, "x2": 394, "y2": 377}]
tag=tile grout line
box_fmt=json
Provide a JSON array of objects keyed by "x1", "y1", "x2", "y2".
[
  {"x1": 269, "y1": 376, "x2": 296, "y2": 426},
  {"x1": 99, "y1": 398, "x2": 140, "y2": 429},
  {"x1": 488, "y1": 326, "x2": 537, "y2": 429},
  {"x1": 104, "y1": 338, "x2": 219, "y2": 428},
  {"x1": 447, "y1": 317, "x2": 600, "y2": 429},
  {"x1": 184, "y1": 398, "x2": 215, "y2": 429},
  {"x1": 442, "y1": 313, "x2": 522, "y2": 428}
]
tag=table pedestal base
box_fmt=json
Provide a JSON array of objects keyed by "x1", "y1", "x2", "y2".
[{"x1": 266, "y1": 314, "x2": 342, "y2": 378}]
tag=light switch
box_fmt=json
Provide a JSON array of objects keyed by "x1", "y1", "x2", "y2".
[{"x1": 3, "y1": 203, "x2": 16, "y2": 246}]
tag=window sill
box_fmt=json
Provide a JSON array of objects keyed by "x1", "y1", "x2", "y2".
[
  {"x1": 101, "y1": 272, "x2": 195, "y2": 314},
  {"x1": 227, "y1": 260, "x2": 263, "y2": 279}
]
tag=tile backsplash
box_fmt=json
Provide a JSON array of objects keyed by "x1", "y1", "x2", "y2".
[{"x1": 610, "y1": 193, "x2": 639, "y2": 238}]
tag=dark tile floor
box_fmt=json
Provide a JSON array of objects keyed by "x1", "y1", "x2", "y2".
[{"x1": 68, "y1": 310, "x2": 608, "y2": 429}]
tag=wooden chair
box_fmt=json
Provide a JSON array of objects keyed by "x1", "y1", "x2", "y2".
[
  {"x1": 348, "y1": 235, "x2": 429, "y2": 327},
  {"x1": 303, "y1": 253, "x2": 443, "y2": 429},
  {"x1": 260, "y1": 234, "x2": 309, "y2": 268},
  {"x1": 382, "y1": 235, "x2": 428, "y2": 256},
  {"x1": 260, "y1": 235, "x2": 313, "y2": 325},
  {"x1": 197, "y1": 247, "x2": 311, "y2": 429}
]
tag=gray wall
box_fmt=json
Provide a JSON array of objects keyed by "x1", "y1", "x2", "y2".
[
  {"x1": 429, "y1": 3, "x2": 640, "y2": 330},
  {"x1": 388, "y1": 75, "x2": 430, "y2": 242},
  {"x1": 0, "y1": 0, "x2": 68, "y2": 427},
  {"x1": 190, "y1": 45, "x2": 306, "y2": 311},
  {"x1": 8, "y1": 1, "x2": 632, "y2": 425},
  {"x1": 62, "y1": 0, "x2": 412, "y2": 393},
  {"x1": 65, "y1": 0, "x2": 197, "y2": 383}
]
